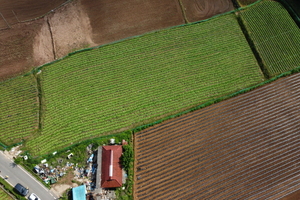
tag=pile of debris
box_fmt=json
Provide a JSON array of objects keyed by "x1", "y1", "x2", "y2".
[
  {"x1": 73, "y1": 150, "x2": 98, "y2": 191},
  {"x1": 33, "y1": 160, "x2": 69, "y2": 185}
]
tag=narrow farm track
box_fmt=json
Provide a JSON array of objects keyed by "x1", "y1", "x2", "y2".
[{"x1": 134, "y1": 73, "x2": 300, "y2": 200}]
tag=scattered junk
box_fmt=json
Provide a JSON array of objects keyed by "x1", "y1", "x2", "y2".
[
  {"x1": 87, "y1": 144, "x2": 93, "y2": 154},
  {"x1": 41, "y1": 159, "x2": 47, "y2": 164},
  {"x1": 53, "y1": 151, "x2": 57, "y2": 156},
  {"x1": 109, "y1": 138, "x2": 115, "y2": 145},
  {"x1": 122, "y1": 139, "x2": 128, "y2": 146},
  {"x1": 87, "y1": 154, "x2": 94, "y2": 163},
  {"x1": 33, "y1": 161, "x2": 69, "y2": 185},
  {"x1": 23, "y1": 155, "x2": 28, "y2": 160},
  {"x1": 67, "y1": 153, "x2": 74, "y2": 159},
  {"x1": 34, "y1": 165, "x2": 41, "y2": 173},
  {"x1": 36, "y1": 69, "x2": 42, "y2": 75}
]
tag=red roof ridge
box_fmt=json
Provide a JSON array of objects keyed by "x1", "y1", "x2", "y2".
[{"x1": 101, "y1": 145, "x2": 123, "y2": 188}]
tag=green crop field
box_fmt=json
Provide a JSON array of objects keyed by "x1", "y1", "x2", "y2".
[
  {"x1": 0, "y1": 75, "x2": 38, "y2": 147},
  {"x1": 24, "y1": 13, "x2": 264, "y2": 155},
  {"x1": 240, "y1": 1, "x2": 300, "y2": 76},
  {"x1": 0, "y1": 188, "x2": 13, "y2": 200}
]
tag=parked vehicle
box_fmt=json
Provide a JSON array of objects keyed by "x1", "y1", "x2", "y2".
[
  {"x1": 28, "y1": 193, "x2": 41, "y2": 200},
  {"x1": 14, "y1": 183, "x2": 29, "y2": 196}
]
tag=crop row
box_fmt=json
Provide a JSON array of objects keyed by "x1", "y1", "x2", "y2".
[
  {"x1": 240, "y1": 1, "x2": 300, "y2": 76},
  {"x1": 0, "y1": 75, "x2": 38, "y2": 146},
  {"x1": 134, "y1": 73, "x2": 300, "y2": 199},
  {"x1": 24, "y1": 13, "x2": 265, "y2": 154}
]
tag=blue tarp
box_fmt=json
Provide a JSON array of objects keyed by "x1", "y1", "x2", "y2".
[{"x1": 72, "y1": 185, "x2": 87, "y2": 200}]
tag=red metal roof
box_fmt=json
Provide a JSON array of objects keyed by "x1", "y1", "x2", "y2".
[{"x1": 101, "y1": 145, "x2": 123, "y2": 188}]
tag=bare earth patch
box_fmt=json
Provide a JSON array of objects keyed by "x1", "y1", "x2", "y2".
[
  {"x1": 50, "y1": 169, "x2": 77, "y2": 198},
  {"x1": 0, "y1": 21, "x2": 43, "y2": 81},
  {"x1": 47, "y1": 1, "x2": 95, "y2": 59},
  {"x1": 33, "y1": 17, "x2": 53, "y2": 66},
  {"x1": 50, "y1": 184, "x2": 72, "y2": 198}
]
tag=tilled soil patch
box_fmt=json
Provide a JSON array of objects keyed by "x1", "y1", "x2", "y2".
[
  {"x1": 0, "y1": 21, "x2": 43, "y2": 80},
  {"x1": 134, "y1": 73, "x2": 300, "y2": 199}
]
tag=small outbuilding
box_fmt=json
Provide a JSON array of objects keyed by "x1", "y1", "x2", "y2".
[
  {"x1": 72, "y1": 185, "x2": 87, "y2": 200},
  {"x1": 101, "y1": 145, "x2": 123, "y2": 188}
]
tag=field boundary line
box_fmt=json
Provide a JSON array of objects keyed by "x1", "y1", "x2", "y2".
[
  {"x1": 235, "y1": 12, "x2": 269, "y2": 79},
  {"x1": 46, "y1": 17, "x2": 56, "y2": 60},
  {"x1": 11, "y1": 10, "x2": 20, "y2": 23},
  {"x1": 0, "y1": 12, "x2": 10, "y2": 29},
  {"x1": 177, "y1": 0, "x2": 189, "y2": 24}
]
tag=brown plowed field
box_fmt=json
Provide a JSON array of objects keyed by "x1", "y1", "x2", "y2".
[
  {"x1": 80, "y1": 0, "x2": 184, "y2": 45},
  {"x1": 181, "y1": 0, "x2": 234, "y2": 22},
  {"x1": 134, "y1": 73, "x2": 300, "y2": 199}
]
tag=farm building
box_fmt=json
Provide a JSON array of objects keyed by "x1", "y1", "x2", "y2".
[{"x1": 101, "y1": 145, "x2": 123, "y2": 188}]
